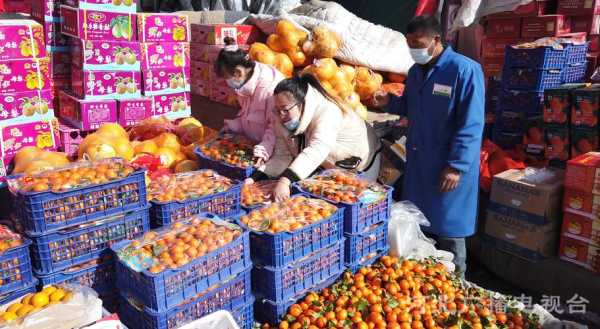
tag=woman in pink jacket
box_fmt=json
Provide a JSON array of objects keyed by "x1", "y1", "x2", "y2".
[{"x1": 214, "y1": 39, "x2": 285, "y2": 166}]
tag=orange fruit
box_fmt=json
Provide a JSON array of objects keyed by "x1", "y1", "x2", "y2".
[
  {"x1": 155, "y1": 147, "x2": 178, "y2": 168},
  {"x1": 153, "y1": 133, "x2": 181, "y2": 152},
  {"x1": 31, "y1": 292, "x2": 49, "y2": 308},
  {"x1": 96, "y1": 123, "x2": 128, "y2": 139},
  {"x1": 134, "y1": 140, "x2": 158, "y2": 155}
]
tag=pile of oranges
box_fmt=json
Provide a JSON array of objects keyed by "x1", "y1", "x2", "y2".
[
  {"x1": 120, "y1": 217, "x2": 242, "y2": 274},
  {"x1": 241, "y1": 181, "x2": 276, "y2": 208},
  {"x1": 267, "y1": 256, "x2": 541, "y2": 329},
  {"x1": 199, "y1": 134, "x2": 255, "y2": 168},
  {"x1": 240, "y1": 196, "x2": 337, "y2": 233},
  {"x1": 0, "y1": 225, "x2": 22, "y2": 253},
  {"x1": 300, "y1": 170, "x2": 382, "y2": 204},
  {"x1": 13, "y1": 160, "x2": 136, "y2": 193},
  {"x1": 148, "y1": 170, "x2": 234, "y2": 203},
  {"x1": 0, "y1": 285, "x2": 72, "y2": 323}
]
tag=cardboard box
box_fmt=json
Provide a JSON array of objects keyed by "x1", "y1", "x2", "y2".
[
  {"x1": 190, "y1": 60, "x2": 210, "y2": 81},
  {"x1": 543, "y1": 84, "x2": 586, "y2": 125},
  {"x1": 150, "y1": 92, "x2": 191, "y2": 120},
  {"x1": 489, "y1": 168, "x2": 564, "y2": 225},
  {"x1": 562, "y1": 210, "x2": 600, "y2": 245},
  {"x1": 565, "y1": 152, "x2": 600, "y2": 193},
  {"x1": 189, "y1": 43, "x2": 249, "y2": 63},
  {"x1": 190, "y1": 79, "x2": 210, "y2": 97},
  {"x1": 71, "y1": 68, "x2": 142, "y2": 100},
  {"x1": 137, "y1": 13, "x2": 190, "y2": 43},
  {"x1": 60, "y1": 6, "x2": 137, "y2": 41},
  {"x1": 0, "y1": 58, "x2": 51, "y2": 94},
  {"x1": 482, "y1": 56, "x2": 504, "y2": 79},
  {"x1": 190, "y1": 23, "x2": 262, "y2": 45},
  {"x1": 572, "y1": 86, "x2": 600, "y2": 128},
  {"x1": 0, "y1": 20, "x2": 47, "y2": 61},
  {"x1": 558, "y1": 0, "x2": 600, "y2": 16},
  {"x1": 482, "y1": 37, "x2": 522, "y2": 59},
  {"x1": 140, "y1": 42, "x2": 190, "y2": 70},
  {"x1": 571, "y1": 15, "x2": 600, "y2": 34},
  {"x1": 57, "y1": 122, "x2": 92, "y2": 158},
  {"x1": 485, "y1": 209, "x2": 559, "y2": 259},
  {"x1": 142, "y1": 67, "x2": 190, "y2": 96},
  {"x1": 0, "y1": 119, "x2": 57, "y2": 165},
  {"x1": 49, "y1": 50, "x2": 71, "y2": 78},
  {"x1": 493, "y1": 131, "x2": 523, "y2": 150},
  {"x1": 5, "y1": 1, "x2": 32, "y2": 14},
  {"x1": 176, "y1": 10, "x2": 249, "y2": 25},
  {"x1": 571, "y1": 127, "x2": 599, "y2": 158},
  {"x1": 586, "y1": 52, "x2": 599, "y2": 80},
  {"x1": 523, "y1": 115, "x2": 545, "y2": 153},
  {"x1": 71, "y1": 39, "x2": 141, "y2": 71},
  {"x1": 485, "y1": 1, "x2": 552, "y2": 17},
  {"x1": 0, "y1": 90, "x2": 54, "y2": 125},
  {"x1": 521, "y1": 15, "x2": 571, "y2": 37},
  {"x1": 58, "y1": 91, "x2": 118, "y2": 131},
  {"x1": 117, "y1": 98, "x2": 153, "y2": 127},
  {"x1": 564, "y1": 187, "x2": 600, "y2": 216},
  {"x1": 63, "y1": 0, "x2": 137, "y2": 14},
  {"x1": 43, "y1": 20, "x2": 70, "y2": 50},
  {"x1": 545, "y1": 125, "x2": 570, "y2": 162},
  {"x1": 210, "y1": 85, "x2": 239, "y2": 108},
  {"x1": 559, "y1": 235, "x2": 599, "y2": 272},
  {"x1": 31, "y1": 0, "x2": 61, "y2": 21},
  {"x1": 485, "y1": 18, "x2": 522, "y2": 38}
]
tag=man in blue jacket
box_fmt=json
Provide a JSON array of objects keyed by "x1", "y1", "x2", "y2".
[{"x1": 374, "y1": 15, "x2": 484, "y2": 278}]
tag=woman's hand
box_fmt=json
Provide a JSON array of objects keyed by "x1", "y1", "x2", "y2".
[
  {"x1": 273, "y1": 177, "x2": 291, "y2": 202},
  {"x1": 253, "y1": 145, "x2": 269, "y2": 167}
]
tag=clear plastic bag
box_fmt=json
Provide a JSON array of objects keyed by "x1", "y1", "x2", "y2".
[{"x1": 387, "y1": 201, "x2": 455, "y2": 272}]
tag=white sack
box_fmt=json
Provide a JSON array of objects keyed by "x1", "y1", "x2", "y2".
[{"x1": 451, "y1": 0, "x2": 534, "y2": 31}]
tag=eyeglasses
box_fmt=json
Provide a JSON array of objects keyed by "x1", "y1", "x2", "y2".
[{"x1": 275, "y1": 102, "x2": 300, "y2": 115}]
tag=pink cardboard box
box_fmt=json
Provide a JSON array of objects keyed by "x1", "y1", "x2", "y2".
[
  {"x1": 0, "y1": 90, "x2": 55, "y2": 125},
  {"x1": 0, "y1": 20, "x2": 47, "y2": 61},
  {"x1": 151, "y1": 92, "x2": 191, "y2": 120},
  {"x1": 43, "y1": 20, "x2": 70, "y2": 50},
  {"x1": 209, "y1": 65, "x2": 227, "y2": 87},
  {"x1": 63, "y1": 0, "x2": 137, "y2": 14},
  {"x1": 521, "y1": 15, "x2": 571, "y2": 37},
  {"x1": 50, "y1": 50, "x2": 71, "y2": 78},
  {"x1": 1, "y1": 119, "x2": 57, "y2": 165},
  {"x1": 190, "y1": 60, "x2": 210, "y2": 81},
  {"x1": 71, "y1": 68, "x2": 142, "y2": 100},
  {"x1": 31, "y1": 0, "x2": 62, "y2": 21},
  {"x1": 57, "y1": 122, "x2": 92, "y2": 158},
  {"x1": 142, "y1": 67, "x2": 190, "y2": 96},
  {"x1": 117, "y1": 98, "x2": 153, "y2": 127},
  {"x1": 210, "y1": 85, "x2": 239, "y2": 108},
  {"x1": 0, "y1": 58, "x2": 51, "y2": 94},
  {"x1": 140, "y1": 42, "x2": 190, "y2": 70},
  {"x1": 58, "y1": 91, "x2": 117, "y2": 130},
  {"x1": 190, "y1": 24, "x2": 261, "y2": 45},
  {"x1": 61, "y1": 6, "x2": 137, "y2": 41},
  {"x1": 191, "y1": 79, "x2": 210, "y2": 97},
  {"x1": 189, "y1": 43, "x2": 249, "y2": 63},
  {"x1": 71, "y1": 39, "x2": 141, "y2": 71},
  {"x1": 137, "y1": 13, "x2": 190, "y2": 43}
]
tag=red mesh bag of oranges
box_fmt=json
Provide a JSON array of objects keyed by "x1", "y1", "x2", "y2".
[{"x1": 299, "y1": 169, "x2": 388, "y2": 204}]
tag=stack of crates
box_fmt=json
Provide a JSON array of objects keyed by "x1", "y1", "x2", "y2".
[
  {"x1": 0, "y1": 227, "x2": 36, "y2": 306},
  {"x1": 241, "y1": 195, "x2": 346, "y2": 325},
  {"x1": 113, "y1": 214, "x2": 254, "y2": 329},
  {"x1": 8, "y1": 162, "x2": 149, "y2": 312}
]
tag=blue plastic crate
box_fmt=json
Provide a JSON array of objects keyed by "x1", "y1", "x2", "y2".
[
  {"x1": 562, "y1": 62, "x2": 588, "y2": 84},
  {"x1": 237, "y1": 201, "x2": 343, "y2": 268},
  {"x1": 294, "y1": 184, "x2": 393, "y2": 234},
  {"x1": 224, "y1": 210, "x2": 246, "y2": 222},
  {"x1": 345, "y1": 221, "x2": 388, "y2": 265},
  {"x1": 119, "y1": 267, "x2": 253, "y2": 329},
  {"x1": 565, "y1": 43, "x2": 588, "y2": 65},
  {"x1": 195, "y1": 147, "x2": 255, "y2": 180},
  {"x1": 253, "y1": 240, "x2": 345, "y2": 302},
  {"x1": 0, "y1": 239, "x2": 33, "y2": 296},
  {"x1": 232, "y1": 298, "x2": 254, "y2": 329},
  {"x1": 113, "y1": 214, "x2": 251, "y2": 313},
  {"x1": 499, "y1": 89, "x2": 544, "y2": 114},
  {"x1": 31, "y1": 206, "x2": 150, "y2": 275},
  {"x1": 0, "y1": 279, "x2": 37, "y2": 305},
  {"x1": 504, "y1": 45, "x2": 566, "y2": 69},
  {"x1": 347, "y1": 248, "x2": 389, "y2": 273},
  {"x1": 101, "y1": 292, "x2": 120, "y2": 314},
  {"x1": 150, "y1": 180, "x2": 242, "y2": 227},
  {"x1": 36, "y1": 258, "x2": 115, "y2": 296},
  {"x1": 10, "y1": 169, "x2": 147, "y2": 236},
  {"x1": 254, "y1": 272, "x2": 341, "y2": 325},
  {"x1": 501, "y1": 68, "x2": 563, "y2": 91}
]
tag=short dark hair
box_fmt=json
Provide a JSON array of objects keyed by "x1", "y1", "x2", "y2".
[
  {"x1": 406, "y1": 15, "x2": 442, "y2": 37},
  {"x1": 214, "y1": 37, "x2": 255, "y2": 77}
]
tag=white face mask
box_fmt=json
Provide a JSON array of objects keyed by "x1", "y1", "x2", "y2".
[
  {"x1": 409, "y1": 40, "x2": 435, "y2": 65},
  {"x1": 226, "y1": 78, "x2": 244, "y2": 89}
]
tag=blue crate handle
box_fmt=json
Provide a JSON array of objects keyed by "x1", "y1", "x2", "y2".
[{"x1": 27, "y1": 211, "x2": 134, "y2": 237}]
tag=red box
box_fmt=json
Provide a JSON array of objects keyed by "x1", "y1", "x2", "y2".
[
  {"x1": 586, "y1": 52, "x2": 599, "y2": 79},
  {"x1": 482, "y1": 37, "x2": 523, "y2": 59},
  {"x1": 566, "y1": 152, "x2": 600, "y2": 193},
  {"x1": 571, "y1": 15, "x2": 600, "y2": 34},
  {"x1": 5, "y1": 0, "x2": 32, "y2": 13},
  {"x1": 558, "y1": 235, "x2": 600, "y2": 272},
  {"x1": 571, "y1": 128, "x2": 599, "y2": 158},
  {"x1": 590, "y1": 35, "x2": 600, "y2": 52},
  {"x1": 558, "y1": 0, "x2": 600, "y2": 16},
  {"x1": 521, "y1": 15, "x2": 571, "y2": 37},
  {"x1": 564, "y1": 187, "x2": 600, "y2": 216},
  {"x1": 562, "y1": 210, "x2": 600, "y2": 245},
  {"x1": 545, "y1": 126, "x2": 570, "y2": 162},
  {"x1": 485, "y1": 18, "x2": 522, "y2": 38},
  {"x1": 190, "y1": 24, "x2": 262, "y2": 45},
  {"x1": 482, "y1": 57, "x2": 504, "y2": 79},
  {"x1": 572, "y1": 87, "x2": 600, "y2": 128}
]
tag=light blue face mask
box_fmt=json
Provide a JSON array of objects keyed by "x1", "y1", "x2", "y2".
[
  {"x1": 226, "y1": 78, "x2": 244, "y2": 89},
  {"x1": 284, "y1": 119, "x2": 300, "y2": 131},
  {"x1": 409, "y1": 40, "x2": 435, "y2": 65}
]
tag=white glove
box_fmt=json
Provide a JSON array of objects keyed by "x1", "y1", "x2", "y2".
[{"x1": 253, "y1": 144, "x2": 269, "y2": 161}]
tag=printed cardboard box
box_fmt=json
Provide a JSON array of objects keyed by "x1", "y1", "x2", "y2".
[
  {"x1": 0, "y1": 58, "x2": 51, "y2": 94},
  {"x1": 43, "y1": 20, "x2": 70, "y2": 50},
  {"x1": 31, "y1": 0, "x2": 62, "y2": 21},
  {"x1": 61, "y1": 6, "x2": 137, "y2": 41},
  {"x1": 190, "y1": 60, "x2": 210, "y2": 81},
  {"x1": 63, "y1": 0, "x2": 137, "y2": 14},
  {"x1": 571, "y1": 128, "x2": 599, "y2": 158},
  {"x1": 209, "y1": 66, "x2": 227, "y2": 88},
  {"x1": 151, "y1": 92, "x2": 191, "y2": 120},
  {"x1": 558, "y1": 0, "x2": 600, "y2": 16},
  {"x1": 543, "y1": 84, "x2": 587, "y2": 125},
  {"x1": 210, "y1": 84, "x2": 238, "y2": 108},
  {"x1": 190, "y1": 23, "x2": 261, "y2": 45},
  {"x1": 190, "y1": 79, "x2": 210, "y2": 97},
  {"x1": 544, "y1": 125, "x2": 570, "y2": 163},
  {"x1": 481, "y1": 56, "x2": 504, "y2": 79},
  {"x1": 563, "y1": 187, "x2": 600, "y2": 216},
  {"x1": 571, "y1": 15, "x2": 600, "y2": 35},
  {"x1": 0, "y1": 20, "x2": 46, "y2": 61},
  {"x1": 485, "y1": 18, "x2": 522, "y2": 38},
  {"x1": 71, "y1": 68, "x2": 142, "y2": 100},
  {"x1": 565, "y1": 152, "x2": 600, "y2": 194},
  {"x1": 140, "y1": 42, "x2": 190, "y2": 70},
  {"x1": 117, "y1": 98, "x2": 153, "y2": 127},
  {"x1": 57, "y1": 122, "x2": 93, "y2": 158},
  {"x1": 58, "y1": 91, "x2": 117, "y2": 131},
  {"x1": 522, "y1": 115, "x2": 544, "y2": 154},
  {"x1": 0, "y1": 119, "x2": 57, "y2": 165},
  {"x1": 142, "y1": 67, "x2": 190, "y2": 96},
  {"x1": 562, "y1": 210, "x2": 600, "y2": 246},
  {"x1": 559, "y1": 235, "x2": 599, "y2": 272},
  {"x1": 189, "y1": 43, "x2": 249, "y2": 62},
  {"x1": 572, "y1": 86, "x2": 600, "y2": 128},
  {"x1": 50, "y1": 50, "x2": 71, "y2": 78},
  {"x1": 482, "y1": 37, "x2": 523, "y2": 59},
  {"x1": 521, "y1": 15, "x2": 571, "y2": 37},
  {"x1": 0, "y1": 90, "x2": 54, "y2": 125},
  {"x1": 5, "y1": 1, "x2": 32, "y2": 14},
  {"x1": 71, "y1": 39, "x2": 141, "y2": 71},
  {"x1": 137, "y1": 13, "x2": 190, "y2": 43},
  {"x1": 486, "y1": 0, "x2": 551, "y2": 17}
]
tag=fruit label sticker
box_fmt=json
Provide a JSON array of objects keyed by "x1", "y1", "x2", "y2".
[
  {"x1": 0, "y1": 90, "x2": 55, "y2": 125},
  {"x1": 61, "y1": 6, "x2": 136, "y2": 41},
  {"x1": 63, "y1": 0, "x2": 137, "y2": 14},
  {"x1": 117, "y1": 98, "x2": 153, "y2": 127},
  {"x1": 0, "y1": 20, "x2": 46, "y2": 61},
  {"x1": 151, "y1": 92, "x2": 190, "y2": 121},
  {"x1": 137, "y1": 14, "x2": 190, "y2": 43},
  {"x1": 72, "y1": 68, "x2": 142, "y2": 100},
  {"x1": 142, "y1": 68, "x2": 190, "y2": 96},
  {"x1": 0, "y1": 58, "x2": 50, "y2": 94},
  {"x1": 141, "y1": 42, "x2": 190, "y2": 70},
  {"x1": 0, "y1": 120, "x2": 56, "y2": 164},
  {"x1": 72, "y1": 39, "x2": 141, "y2": 71}
]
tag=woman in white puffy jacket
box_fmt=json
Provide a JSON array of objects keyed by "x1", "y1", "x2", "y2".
[{"x1": 249, "y1": 74, "x2": 381, "y2": 201}]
